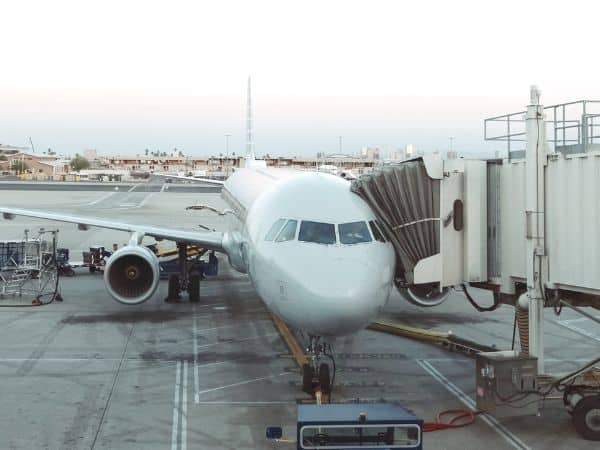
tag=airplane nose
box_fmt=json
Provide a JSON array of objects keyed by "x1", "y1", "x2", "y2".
[{"x1": 302, "y1": 259, "x2": 391, "y2": 335}]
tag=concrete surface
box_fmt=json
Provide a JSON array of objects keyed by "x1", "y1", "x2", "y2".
[{"x1": 0, "y1": 182, "x2": 597, "y2": 449}]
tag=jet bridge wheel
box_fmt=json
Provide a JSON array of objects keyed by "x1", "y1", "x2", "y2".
[
  {"x1": 572, "y1": 395, "x2": 600, "y2": 441},
  {"x1": 398, "y1": 284, "x2": 451, "y2": 307}
]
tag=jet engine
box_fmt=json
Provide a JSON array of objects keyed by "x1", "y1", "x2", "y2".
[
  {"x1": 222, "y1": 231, "x2": 248, "y2": 273},
  {"x1": 398, "y1": 283, "x2": 451, "y2": 307},
  {"x1": 104, "y1": 245, "x2": 160, "y2": 305}
]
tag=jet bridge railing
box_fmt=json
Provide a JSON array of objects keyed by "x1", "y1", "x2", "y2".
[{"x1": 484, "y1": 99, "x2": 600, "y2": 158}]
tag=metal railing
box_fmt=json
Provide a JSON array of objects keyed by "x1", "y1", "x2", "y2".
[
  {"x1": 484, "y1": 100, "x2": 600, "y2": 158},
  {"x1": 0, "y1": 229, "x2": 58, "y2": 301}
]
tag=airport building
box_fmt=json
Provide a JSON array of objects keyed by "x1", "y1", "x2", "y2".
[
  {"x1": 99, "y1": 154, "x2": 379, "y2": 177},
  {"x1": 0, "y1": 151, "x2": 70, "y2": 178},
  {"x1": 1, "y1": 149, "x2": 380, "y2": 181}
]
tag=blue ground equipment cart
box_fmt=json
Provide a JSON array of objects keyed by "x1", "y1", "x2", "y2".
[{"x1": 267, "y1": 403, "x2": 422, "y2": 450}]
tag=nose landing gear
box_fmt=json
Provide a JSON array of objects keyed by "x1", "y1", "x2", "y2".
[{"x1": 302, "y1": 336, "x2": 336, "y2": 399}]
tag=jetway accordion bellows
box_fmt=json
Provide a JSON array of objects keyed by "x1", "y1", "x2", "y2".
[{"x1": 351, "y1": 160, "x2": 440, "y2": 284}]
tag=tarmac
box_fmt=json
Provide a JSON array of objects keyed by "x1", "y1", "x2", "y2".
[{"x1": 0, "y1": 181, "x2": 598, "y2": 449}]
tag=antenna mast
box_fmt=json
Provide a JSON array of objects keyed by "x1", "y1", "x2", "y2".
[{"x1": 246, "y1": 77, "x2": 255, "y2": 160}]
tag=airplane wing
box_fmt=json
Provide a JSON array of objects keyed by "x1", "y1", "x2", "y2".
[
  {"x1": 0, "y1": 207, "x2": 225, "y2": 252},
  {"x1": 153, "y1": 173, "x2": 225, "y2": 185}
]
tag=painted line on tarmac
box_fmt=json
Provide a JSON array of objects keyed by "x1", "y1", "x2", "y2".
[
  {"x1": 195, "y1": 372, "x2": 289, "y2": 403},
  {"x1": 417, "y1": 359, "x2": 530, "y2": 450},
  {"x1": 171, "y1": 361, "x2": 181, "y2": 450},
  {"x1": 192, "y1": 301, "x2": 281, "y2": 404},
  {"x1": 127, "y1": 184, "x2": 138, "y2": 192},
  {"x1": 194, "y1": 332, "x2": 280, "y2": 350},
  {"x1": 136, "y1": 192, "x2": 156, "y2": 208},
  {"x1": 195, "y1": 401, "x2": 295, "y2": 405},
  {"x1": 182, "y1": 361, "x2": 188, "y2": 450},
  {"x1": 193, "y1": 309, "x2": 200, "y2": 410},
  {"x1": 557, "y1": 316, "x2": 600, "y2": 324},
  {"x1": 192, "y1": 320, "x2": 273, "y2": 334},
  {"x1": 3, "y1": 356, "x2": 585, "y2": 365},
  {"x1": 171, "y1": 360, "x2": 188, "y2": 450},
  {"x1": 424, "y1": 357, "x2": 593, "y2": 364},
  {"x1": 553, "y1": 319, "x2": 600, "y2": 343},
  {"x1": 82, "y1": 191, "x2": 116, "y2": 206}
]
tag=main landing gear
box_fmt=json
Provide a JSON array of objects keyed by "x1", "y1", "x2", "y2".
[
  {"x1": 302, "y1": 336, "x2": 336, "y2": 398},
  {"x1": 165, "y1": 242, "x2": 202, "y2": 303}
]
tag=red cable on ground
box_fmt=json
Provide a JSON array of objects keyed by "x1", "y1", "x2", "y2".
[{"x1": 423, "y1": 409, "x2": 477, "y2": 432}]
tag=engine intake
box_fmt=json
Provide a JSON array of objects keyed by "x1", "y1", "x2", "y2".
[{"x1": 104, "y1": 245, "x2": 160, "y2": 305}]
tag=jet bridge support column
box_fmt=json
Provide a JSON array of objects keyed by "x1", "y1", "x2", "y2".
[{"x1": 525, "y1": 85, "x2": 547, "y2": 374}]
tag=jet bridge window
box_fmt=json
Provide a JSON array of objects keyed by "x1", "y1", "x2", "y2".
[
  {"x1": 265, "y1": 218, "x2": 287, "y2": 241},
  {"x1": 298, "y1": 221, "x2": 337, "y2": 245},
  {"x1": 275, "y1": 219, "x2": 298, "y2": 242},
  {"x1": 339, "y1": 221, "x2": 372, "y2": 245}
]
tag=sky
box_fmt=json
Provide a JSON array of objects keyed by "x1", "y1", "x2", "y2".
[{"x1": 1, "y1": 0, "x2": 599, "y2": 158}]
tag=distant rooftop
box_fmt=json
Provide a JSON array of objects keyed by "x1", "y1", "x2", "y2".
[{"x1": 0, "y1": 144, "x2": 30, "y2": 154}]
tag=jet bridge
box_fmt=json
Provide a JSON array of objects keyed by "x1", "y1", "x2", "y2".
[
  {"x1": 352, "y1": 88, "x2": 600, "y2": 339},
  {"x1": 353, "y1": 87, "x2": 600, "y2": 440},
  {"x1": 351, "y1": 154, "x2": 488, "y2": 306}
]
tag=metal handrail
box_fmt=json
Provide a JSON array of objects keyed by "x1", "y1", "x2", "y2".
[{"x1": 484, "y1": 99, "x2": 600, "y2": 156}]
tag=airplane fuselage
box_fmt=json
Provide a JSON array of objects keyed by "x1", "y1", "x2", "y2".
[{"x1": 221, "y1": 168, "x2": 396, "y2": 337}]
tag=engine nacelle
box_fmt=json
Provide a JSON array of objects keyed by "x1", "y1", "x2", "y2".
[
  {"x1": 104, "y1": 245, "x2": 160, "y2": 305},
  {"x1": 398, "y1": 283, "x2": 451, "y2": 307},
  {"x1": 222, "y1": 231, "x2": 248, "y2": 273}
]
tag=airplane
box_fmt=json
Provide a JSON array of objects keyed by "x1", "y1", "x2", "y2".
[{"x1": 0, "y1": 79, "x2": 443, "y2": 394}]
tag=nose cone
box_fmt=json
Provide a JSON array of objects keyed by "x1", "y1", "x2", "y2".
[{"x1": 295, "y1": 259, "x2": 391, "y2": 336}]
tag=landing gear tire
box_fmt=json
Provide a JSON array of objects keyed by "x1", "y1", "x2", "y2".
[
  {"x1": 302, "y1": 363, "x2": 313, "y2": 394},
  {"x1": 188, "y1": 274, "x2": 200, "y2": 303},
  {"x1": 572, "y1": 395, "x2": 600, "y2": 441},
  {"x1": 319, "y1": 363, "x2": 331, "y2": 395},
  {"x1": 166, "y1": 274, "x2": 180, "y2": 302}
]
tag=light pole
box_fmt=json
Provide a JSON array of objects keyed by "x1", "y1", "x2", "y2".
[
  {"x1": 338, "y1": 136, "x2": 343, "y2": 154},
  {"x1": 225, "y1": 134, "x2": 231, "y2": 176},
  {"x1": 448, "y1": 136, "x2": 454, "y2": 154}
]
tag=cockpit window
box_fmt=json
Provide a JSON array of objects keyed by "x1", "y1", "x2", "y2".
[
  {"x1": 339, "y1": 221, "x2": 372, "y2": 244},
  {"x1": 265, "y1": 218, "x2": 287, "y2": 241},
  {"x1": 298, "y1": 221, "x2": 337, "y2": 245},
  {"x1": 275, "y1": 219, "x2": 298, "y2": 242},
  {"x1": 369, "y1": 220, "x2": 386, "y2": 243}
]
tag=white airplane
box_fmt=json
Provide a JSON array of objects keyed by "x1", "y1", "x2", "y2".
[
  {"x1": 0, "y1": 80, "x2": 431, "y2": 393},
  {"x1": 0, "y1": 154, "x2": 395, "y2": 392}
]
